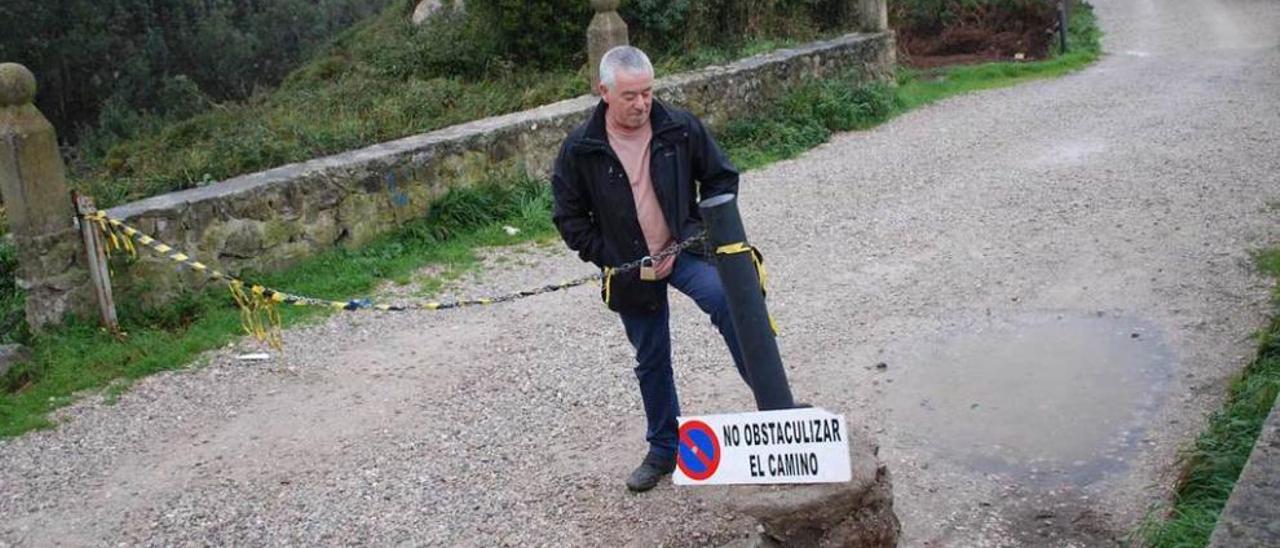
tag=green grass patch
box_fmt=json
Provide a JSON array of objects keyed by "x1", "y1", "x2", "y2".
[
  {"x1": 1136, "y1": 249, "x2": 1280, "y2": 547},
  {"x1": 722, "y1": 79, "x2": 899, "y2": 170},
  {"x1": 2, "y1": 4, "x2": 1104, "y2": 438}
]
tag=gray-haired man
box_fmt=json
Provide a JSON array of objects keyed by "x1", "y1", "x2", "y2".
[{"x1": 550, "y1": 46, "x2": 753, "y2": 491}]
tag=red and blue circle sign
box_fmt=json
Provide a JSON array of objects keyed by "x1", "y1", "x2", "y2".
[{"x1": 677, "y1": 420, "x2": 721, "y2": 481}]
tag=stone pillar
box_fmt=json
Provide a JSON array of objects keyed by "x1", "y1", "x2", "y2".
[
  {"x1": 0, "y1": 63, "x2": 91, "y2": 331},
  {"x1": 859, "y1": 0, "x2": 888, "y2": 32},
  {"x1": 587, "y1": 0, "x2": 629, "y2": 95}
]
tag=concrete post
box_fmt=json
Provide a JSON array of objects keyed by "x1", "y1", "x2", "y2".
[
  {"x1": 859, "y1": 0, "x2": 889, "y2": 32},
  {"x1": 587, "y1": 0, "x2": 629, "y2": 95},
  {"x1": 0, "y1": 63, "x2": 91, "y2": 331}
]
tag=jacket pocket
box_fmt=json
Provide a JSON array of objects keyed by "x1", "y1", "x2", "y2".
[{"x1": 601, "y1": 267, "x2": 665, "y2": 313}]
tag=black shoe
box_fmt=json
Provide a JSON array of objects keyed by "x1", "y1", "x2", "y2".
[{"x1": 626, "y1": 453, "x2": 676, "y2": 492}]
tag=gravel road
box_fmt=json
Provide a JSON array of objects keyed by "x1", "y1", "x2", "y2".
[{"x1": 3, "y1": 0, "x2": 1278, "y2": 545}]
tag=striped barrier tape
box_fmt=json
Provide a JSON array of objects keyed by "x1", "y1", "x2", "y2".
[{"x1": 80, "y1": 211, "x2": 707, "y2": 349}]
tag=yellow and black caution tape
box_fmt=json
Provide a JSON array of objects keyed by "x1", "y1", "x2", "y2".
[
  {"x1": 82, "y1": 211, "x2": 608, "y2": 348},
  {"x1": 715, "y1": 241, "x2": 779, "y2": 335},
  {"x1": 83, "y1": 211, "x2": 770, "y2": 349}
]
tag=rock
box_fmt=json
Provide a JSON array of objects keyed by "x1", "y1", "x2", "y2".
[
  {"x1": 0, "y1": 343, "x2": 32, "y2": 377},
  {"x1": 412, "y1": 0, "x2": 462, "y2": 25},
  {"x1": 709, "y1": 432, "x2": 899, "y2": 547}
]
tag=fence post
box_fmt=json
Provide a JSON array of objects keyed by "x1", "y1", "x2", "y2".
[
  {"x1": 72, "y1": 193, "x2": 118, "y2": 332},
  {"x1": 0, "y1": 63, "x2": 92, "y2": 331},
  {"x1": 1057, "y1": 1, "x2": 1069, "y2": 53},
  {"x1": 699, "y1": 193, "x2": 797, "y2": 411},
  {"x1": 587, "y1": 0, "x2": 629, "y2": 95}
]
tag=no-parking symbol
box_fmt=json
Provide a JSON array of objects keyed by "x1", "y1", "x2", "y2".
[{"x1": 676, "y1": 420, "x2": 721, "y2": 481}]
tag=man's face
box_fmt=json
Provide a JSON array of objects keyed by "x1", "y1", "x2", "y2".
[{"x1": 601, "y1": 68, "x2": 654, "y2": 130}]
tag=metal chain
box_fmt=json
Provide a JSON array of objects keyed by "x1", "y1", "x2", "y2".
[
  {"x1": 611, "y1": 232, "x2": 706, "y2": 275},
  {"x1": 388, "y1": 232, "x2": 709, "y2": 311}
]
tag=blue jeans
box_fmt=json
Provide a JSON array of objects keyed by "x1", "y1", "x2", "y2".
[{"x1": 620, "y1": 252, "x2": 750, "y2": 461}]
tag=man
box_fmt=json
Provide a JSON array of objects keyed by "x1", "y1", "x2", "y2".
[{"x1": 551, "y1": 46, "x2": 752, "y2": 492}]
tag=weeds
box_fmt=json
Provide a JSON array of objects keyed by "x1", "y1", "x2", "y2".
[{"x1": 1137, "y1": 249, "x2": 1280, "y2": 546}]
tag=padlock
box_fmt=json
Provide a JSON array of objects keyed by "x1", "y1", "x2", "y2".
[{"x1": 639, "y1": 256, "x2": 657, "y2": 281}]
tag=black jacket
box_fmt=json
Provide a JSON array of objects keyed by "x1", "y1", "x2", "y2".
[{"x1": 551, "y1": 99, "x2": 739, "y2": 313}]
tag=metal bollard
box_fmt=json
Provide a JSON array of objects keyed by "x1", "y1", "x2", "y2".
[{"x1": 699, "y1": 193, "x2": 796, "y2": 410}]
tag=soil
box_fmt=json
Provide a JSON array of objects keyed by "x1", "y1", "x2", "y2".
[{"x1": 893, "y1": 2, "x2": 1059, "y2": 68}]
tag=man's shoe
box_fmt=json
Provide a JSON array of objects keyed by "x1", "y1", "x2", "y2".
[{"x1": 626, "y1": 454, "x2": 676, "y2": 492}]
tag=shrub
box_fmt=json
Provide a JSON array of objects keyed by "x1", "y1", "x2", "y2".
[
  {"x1": 0, "y1": 234, "x2": 24, "y2": 345},
  {"x1": 890, "y1": 0, "x2": 1055, "y2": 33},
  {"x1": 626, "y1": 0, "x2": 852, "y2": 55},
  {"x1": 0, "y1": 0, "x2": 392, "y2": 146},
  {"x1": 468, "y1": 0, "x2": 594, "y2": 69}
]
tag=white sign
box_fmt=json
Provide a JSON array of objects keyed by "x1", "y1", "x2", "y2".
[{"x1": 673, "y1": 407, "x2": 851, "y2": 485}]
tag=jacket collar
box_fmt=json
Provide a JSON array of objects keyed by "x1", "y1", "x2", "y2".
[{"x1": 573, "y1": 99, "x2": 684, "y2": 155}]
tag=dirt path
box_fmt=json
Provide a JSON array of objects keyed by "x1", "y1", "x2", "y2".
[{"x1": 3, "y1": 0, "x2": 1278, "y2": 545}]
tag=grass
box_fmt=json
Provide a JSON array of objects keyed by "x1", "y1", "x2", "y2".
[
  {"x1": 1136, "y1": 249, "x2": 1280, "y2": 547},
  {"x1": 1, "y1": 4, "x2": 1104, "y2": 437}
]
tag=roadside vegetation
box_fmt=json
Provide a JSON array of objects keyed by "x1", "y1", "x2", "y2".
[
  {"x1": 1, "y1": 2, "x2": 1100, "y2": 437},
  {"x1": 1137, "y1": 249, "x2": 1280, "y2": 546},
  {"x1": 60, "y1": 0, "x2": 852, "y2": 208}
]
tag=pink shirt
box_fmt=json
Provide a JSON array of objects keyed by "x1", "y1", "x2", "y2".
[{"x1": 607, "y1": 116, "x2": 676, "y2": 279}]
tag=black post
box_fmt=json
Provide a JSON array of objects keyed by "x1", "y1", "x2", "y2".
[
  {"x1": 1057, "y1": 1, "x2": 1069, "y2": 53},
  {"x1": 699, "y1": 193, "x2": 796, "y2": 410}
]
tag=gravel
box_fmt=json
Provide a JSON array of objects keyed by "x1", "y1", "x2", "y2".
[{"x1": 2, "y1": 0, "x2": 1279, "y2": 545}]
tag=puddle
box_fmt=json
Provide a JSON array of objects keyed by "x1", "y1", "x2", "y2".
[{"x1": 886, "y1": 313, "x2": 1173, "y2": 486}]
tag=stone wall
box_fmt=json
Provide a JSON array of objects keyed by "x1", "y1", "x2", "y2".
[{"x1": 106, "y1": 32, "x2": 895, "y2": 305}]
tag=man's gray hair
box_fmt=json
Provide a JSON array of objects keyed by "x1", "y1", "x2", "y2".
[{"x1": 599, "y1": 46, "x2": 654, "y2": 91}]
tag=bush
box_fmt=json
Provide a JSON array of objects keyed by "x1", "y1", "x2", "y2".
[
  {"x1": 0, "y1": 0, "x2": 391, "y2": 147},
  {"x1": 0, "y1": 234, "x2": 24, "y2": 345},
  {"x1": 890, "y1": 0, "x2": 1055, "y2": 33},
  {"x1": 467, "y1": 0, "x2": 594, "y2": 69},
  {"x1": 625, "y1": 0, "x2": 853, "y2": 55}
]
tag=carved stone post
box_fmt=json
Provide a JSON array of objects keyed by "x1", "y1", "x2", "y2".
[
  {"x1": 859, "y1": 0, "x2": 889, "y2": 32},
  {"x1": 0, "y1": 63, "x2": 92, "y2": 331},
  {"x1": 587, "y1": 0, "x2": 629, "y2": 95}
]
